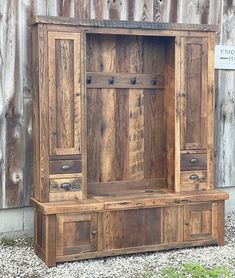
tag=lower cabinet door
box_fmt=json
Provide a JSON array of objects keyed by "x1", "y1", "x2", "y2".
[
  {"x1": 56, "y1": 213, "x2": 98, "y2": 256},
  {"x1": 184, "y1": 203, "x2": 212, "y2": 241}
]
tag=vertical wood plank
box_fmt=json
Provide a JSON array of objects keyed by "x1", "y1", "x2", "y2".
[
  {"x1": 106, "y1": 0, "x2": 128, "y2": 20},
  {"x1": 90, "y1": 0, "x2": 104, "y2": 19},
  {"x1": 100, "y1": 35, "x2": 116, "y2": 182},
  {"x1": 57, "y1": 0, "x2": 74, "y2": 17},
  {"x1": 129, "y1": 36, "x2": 144, "y2": 180},
  {"x1": 129, "y1": 0, "x2": 153, "y2": 21},
  {"x1": 87, "y1": 34, "x2": 103, "y2": 184},
  {"x1": 74, "y1": 0, "x2": 90, "y2": 18},
  {"x1": 22, "y1": 0, "x2": 34, "y2": 205},
  {"x1": 174, "y1": 36, "x2": 181, "y2": 192},
  {"x1": 143, "y1": 37, "x2": 165, "y2": 180},
  {"x1": 38, "y1": 24, "x2": 50, "y2": 201},
  {"x1": 215, "y1": 0, "x2": 235, "y2": 188},
  {"x1": 80, "y1": 31, "x2": 87, "y2": 198},
  {"x1": 2, "y1": 0, "x2": 24, "y2": 208}
]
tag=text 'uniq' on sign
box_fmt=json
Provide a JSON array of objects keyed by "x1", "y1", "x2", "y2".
[{"x1": 215, "y1": 45, "x2": 235, "y2": 70}]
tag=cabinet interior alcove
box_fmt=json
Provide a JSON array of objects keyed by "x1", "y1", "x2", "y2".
[
  {"x1": 31, "y1": 16, "x2": 228, "y2": 267},
  {"x1": 86, "y1": 34, "x2": 175, "y2": 197}
]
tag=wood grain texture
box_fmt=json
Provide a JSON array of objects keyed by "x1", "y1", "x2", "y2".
[
  {"x1": 180, "y1": 37, "x2": 208, "y2": 151},
  {"x1": 33, "y1": 196, "x2": 226, "y2": 266},
  {"x1": 48, "y1": 32, "x2": 81, "y2": 156},
  {"x1": 0, "y1": 0, "x2": 232, "y2": 212},
  {"x1": 215, "y1": 0, "x2": 235, "y2": 188}
]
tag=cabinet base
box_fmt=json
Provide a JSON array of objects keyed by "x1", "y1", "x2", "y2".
[{"x1": 31, "y1": 190, "x2": 228, "y2": 267}]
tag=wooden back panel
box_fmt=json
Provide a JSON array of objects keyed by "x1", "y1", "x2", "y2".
[{"x1": 86, "y1": 35, "x2": 175, "y2": 195}]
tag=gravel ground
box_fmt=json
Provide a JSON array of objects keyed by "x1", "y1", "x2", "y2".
[{"x1": 0, "y1": 211, "x2": 235, "y2": 278}]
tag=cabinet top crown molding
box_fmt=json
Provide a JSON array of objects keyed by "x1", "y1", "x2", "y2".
[{"x1": 31, "y1": 15, "x2": 217, "y2": 32}]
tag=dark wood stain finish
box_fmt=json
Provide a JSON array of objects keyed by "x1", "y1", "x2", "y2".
[{"x1": 31, "y1": 18, "x2": 227, "y2": 267}]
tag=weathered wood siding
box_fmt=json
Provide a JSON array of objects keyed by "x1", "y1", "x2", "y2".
[{"x1": 0, "y1": 0, "x2": 234, "y2": 208}]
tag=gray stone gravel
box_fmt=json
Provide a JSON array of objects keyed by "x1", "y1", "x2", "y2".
[{"x1": 0, "y1": 211, "x2": 235, "y2": 278}]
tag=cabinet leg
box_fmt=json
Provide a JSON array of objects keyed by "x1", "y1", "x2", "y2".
[{"x1": 45, "y1": 215, "x2": 56, "y2": 267}]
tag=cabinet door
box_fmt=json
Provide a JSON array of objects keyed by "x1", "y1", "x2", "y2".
[
  {"x1": 180, "y1": 37, "x2": 208, "y2": 150},
  {"x1": 56, "y1": 213, "x2": 97, "y2": 256},
  {"x1": 184, "y1": 203, "x2": 212, "y2": 241},
  {"x1": 48, "y1": 32, "x2": 82, "y2": 156}
]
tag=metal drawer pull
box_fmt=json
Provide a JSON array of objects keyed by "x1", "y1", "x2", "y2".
[
  {"x1": 92, "y1": 230, "x2": 97, "y2": 235},
  {"x1": 190, "y1": 158, "x2": 198, "y2": 163},
  {"x1": 61, "y1": 164, "x2": 71, "y2": 170},
  {"x1": 190, "y1": 174, "x2": 199, "y2": 180},
  {"x1": 61, "y1": 183, "x2": 71, "y2": 190}
]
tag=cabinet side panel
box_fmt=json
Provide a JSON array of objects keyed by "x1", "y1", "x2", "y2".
[
  {"x1": 207, "y1": 35, "x2": 215, "y2": 188},
  {"x1": 38, "y1": 24, "x2": 49, "y2": 201},
  {"x1": 32, "y1": 25, "x2": 40, "y2": 200}
]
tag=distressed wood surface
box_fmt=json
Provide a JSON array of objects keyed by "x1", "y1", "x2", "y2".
[{"x1": 0, "y1": 0, "x2": 234, "y2": 208}]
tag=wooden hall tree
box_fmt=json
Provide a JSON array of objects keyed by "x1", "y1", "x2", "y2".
[{"x1": 31, "y1": 16, "x2": 228, "y2": 266}]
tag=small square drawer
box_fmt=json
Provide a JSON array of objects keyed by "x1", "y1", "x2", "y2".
[
  {"x1": 181, "y1": 153, "x2": 207, "y2": 170},
  {"x1": 180, "y1": 170, "x2": 209, "y2": 191},
  {"x1": 50, "y1": 177, "x2": 82, "y2": 192},
  {"x1": 49, "y1": 159, "x2": 82, "y2": 174}
]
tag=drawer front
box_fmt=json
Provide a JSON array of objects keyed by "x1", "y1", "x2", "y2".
[
  {"x1": 181, "y1": 153, "x2": 207, "y2": 170},
  {"x1": 50, "y1": 177, "x2": 82, "y2": 192},
  {"x1": 181, "y1": 170, "x2": 209, "y2": 191},
  {"x1": 49, "y1": 159, "x2": 82, "y2": 174}
]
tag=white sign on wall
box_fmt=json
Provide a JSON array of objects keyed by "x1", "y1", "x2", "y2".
[{"x1": 215, "y1": 45, "x2": 235, "y2": 70}]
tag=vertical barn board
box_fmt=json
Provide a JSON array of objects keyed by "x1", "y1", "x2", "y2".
[
  {"x1": 87, "y1": 35, "x2": 103, "y2": 183},
  {"x1": 180, "y1": 0, "x2": 210, "y2": 24},
  {"x1": 100, "y1": 35, "x2": 117, "y2": 182},
  {"x1": 33, "y1": 0, "x2": 58, "y2": 16},
  {"x1": 129, "y1": 36, "x2": 144, "y2": 180},
  {"x1": 90, "y1": 0, "x2": 104, "y2": 20},
  {"x1": 22, "y1": 0, "x2": 34, "y2": 205},
  {"x1": 143, "y1": 37, "x2": 165, "y2": 179},
  {"x1": 215, "y1": 0, "x2": 235, "y2": 187},
  {"x1": 115, "y1": 37, "x2": 130, "y2": 180},
  {"x1": 74, "y1": 0, "x2": 90, "y2": 18},
  {"x1": 56, "y1": 0, "x2": 74, "y2": 16},
  {"x1": 158, "y1": 0, "x2": 178, "y2": 22},
  {"x1": 1, "y1": 0, "x2": 24, "y2": 208},
  {"x1": 128, "y1": 0, "x2": 153, "y2": 21},
  {"x1": 0, "y1": 0, "x2": 5, "y2": 207},
  {"x1": 105, "y1": 0, "x2": 128, "y2": 20}
]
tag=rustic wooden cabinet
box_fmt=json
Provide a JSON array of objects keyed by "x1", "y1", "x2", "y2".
[{"x1": 31, "y1": 16, "x2": 228, "y2": 267}]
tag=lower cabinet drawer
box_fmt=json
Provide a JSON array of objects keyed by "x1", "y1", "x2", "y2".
[
  {"x1": 56, "y1": 213, "x2": 98, "y2": 256},
  {"x1": 180, "y1": 170, "x2": 209, "y2": 191},
  {"x1": 49, "y1": 177, "x2": 82, "y2": 201}
]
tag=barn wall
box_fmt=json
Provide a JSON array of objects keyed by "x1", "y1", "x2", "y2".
[{"x1": 0, "y1": 0, "x2": 234, "y2": 209}]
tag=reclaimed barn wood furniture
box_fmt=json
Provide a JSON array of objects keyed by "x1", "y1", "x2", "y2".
[{"x1": 31, "y1": 16, "x2": 229, "y2": 267}]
